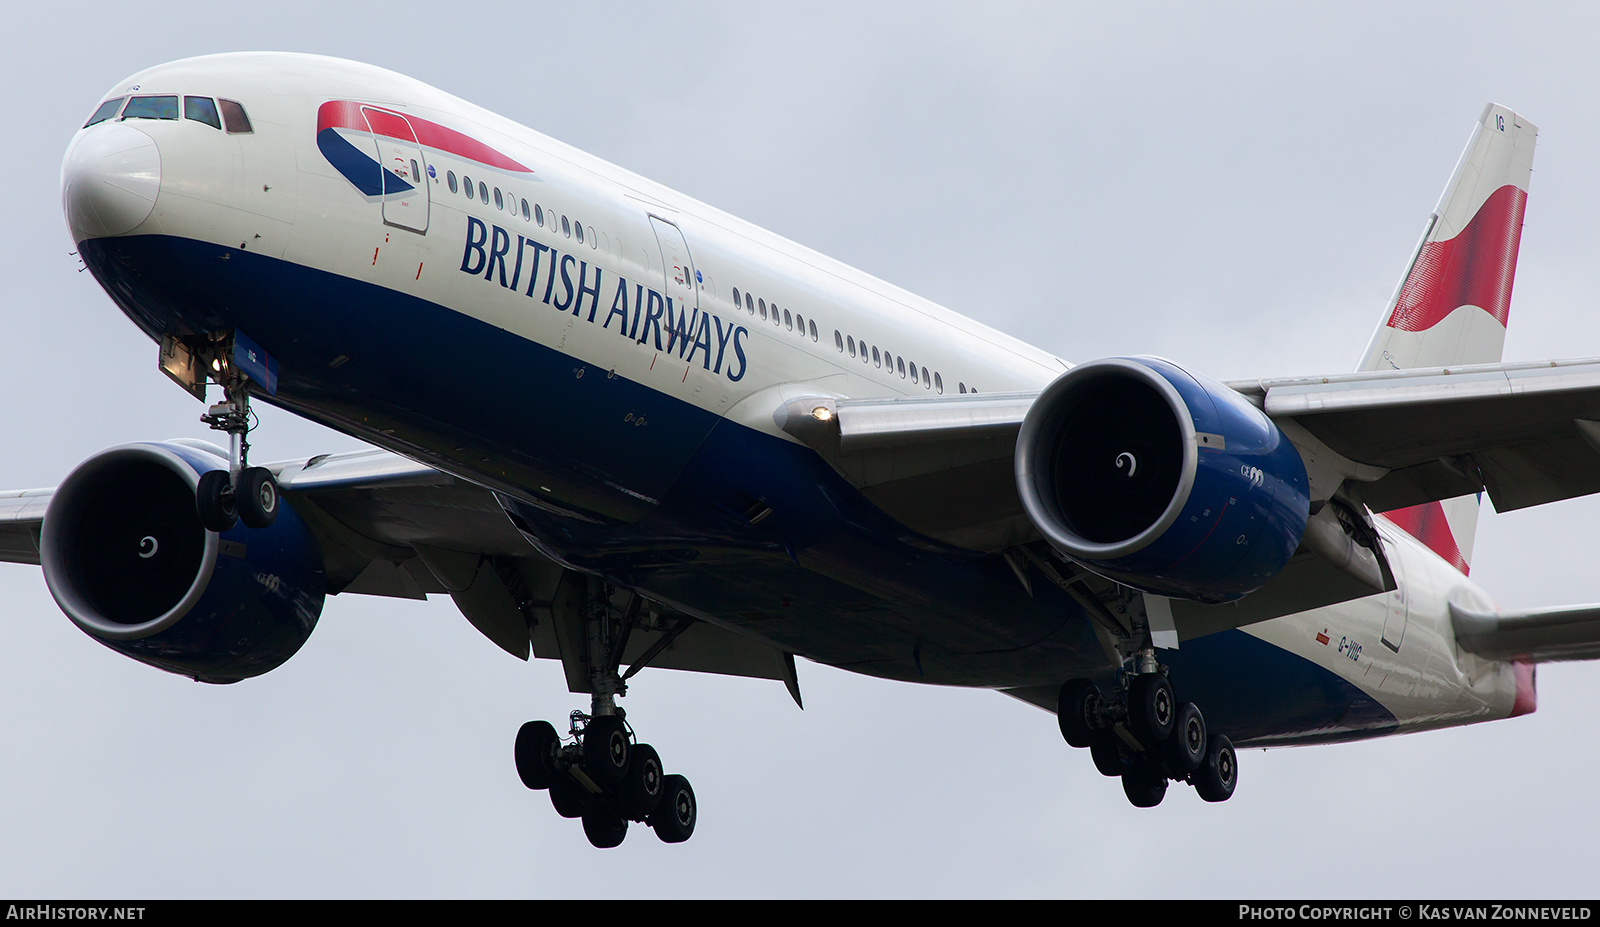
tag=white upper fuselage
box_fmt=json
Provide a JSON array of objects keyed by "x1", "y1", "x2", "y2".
[{"x1": 61, "y1": 52, "x2": 1526, "y2": 741}]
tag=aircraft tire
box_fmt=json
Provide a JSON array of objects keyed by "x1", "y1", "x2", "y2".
[
  {"x1": 1088, "y1": 730, "x2": 1133, "y2": 777},
  {"x1": 621, "y1": 743, "x2": 665, "y2": 819},
  {"x1": 238, "y1": 467, "x2": 279, "y2": 529},
  {"x1": 582, "y1": 715, "x2": 631, "y2": 786},
  {"x1": 1164, "y1": 702, "x2": 1207, "y2": 773},
  {"x1": 1121, "y1": 757, "x2": 1168, "y2": 808},
  {"x1": 196, "y1": 469, "x2": 238, "y2": 532},
  {"x1": 514, "y1": 720, "x2": 560, "y2": 790},
  {"x1": 649, "y1": 774, "x2": 696, "y2": 843},
  {"x1": 1129, "y1": 673, "x2": 1176, "y2": 745},
  {"x1": 1194, "y1": 733, "x2": 1238, "y2": 802},
  {"x1": 1057, "y1": 679, "x2": 1101, "y2": 748},
  {"x1": 549, "y1": 773, "x2": 589, "y2": 819},
  {"x1": 581, "y1": 809, "x2": 628, "y2": 849}
]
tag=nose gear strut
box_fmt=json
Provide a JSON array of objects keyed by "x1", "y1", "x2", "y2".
[{"x1": 194, "y1": 334, "x2": 279, "y2": 533}]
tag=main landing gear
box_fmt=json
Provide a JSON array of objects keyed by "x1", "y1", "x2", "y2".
[
  {"x1": 514, "y1": 710, "x2": 696, "y2": 847},
  {"x1": 513, "y1": 581, "x2": 696, "y2": 848},
  {"x1": 196, "y1": 369, "x2": 278, "y2": 532},
  {"x1": 1058, "y1": 659, "x2": 1238, "y2": 807}
]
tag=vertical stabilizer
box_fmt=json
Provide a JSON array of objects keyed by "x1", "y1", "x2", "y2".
[
  {"x1": 1362, "y1": 105, "x2": 1537, "y2": 574},
  {"x1": 1359, "y1": 104, "x2": 1536, "y2": 373}
]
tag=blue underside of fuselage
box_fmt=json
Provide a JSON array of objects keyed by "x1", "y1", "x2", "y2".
[{"x1": 77, "y1": 233, "x2": 1397, "y2": 744}]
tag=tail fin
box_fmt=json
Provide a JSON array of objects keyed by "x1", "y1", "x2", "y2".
[{"x1": 1362, "y1": 104, "x2": 1537, "y2": 574}]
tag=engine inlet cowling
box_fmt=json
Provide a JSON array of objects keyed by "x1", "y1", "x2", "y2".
[
  {"x1": 40, "y1": 442, "x2": 325, "y2": 683},
  {"x1": 1015, "y1": 357, "x2": 1310, "y2": 602}
]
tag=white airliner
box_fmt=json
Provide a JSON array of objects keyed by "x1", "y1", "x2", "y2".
[{"x1": 10, "y1": 52, "x2": 1600, "y2": 848}]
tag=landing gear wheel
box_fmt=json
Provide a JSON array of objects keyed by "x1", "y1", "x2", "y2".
[
  {"x1": 514, "y1": 720, "x2": 560, "y2": 790},
  {"x1": 581, "y1": 809, "x2": 628, "y2": 848},
  {"x1": 1194, "y1": 733, "x2": 1238, "y2": 802},
  {"x1": 649, "y1": 774, "x2": 696, "y2": 843},
  {"x1": 1057, "y1": 679, "x2": 1101, "y2": 748},
  {"x1": 582, "y1": 714, "x2": 631, "y2": 786},
  {"x1": 1164, "y1": 701, "x2": 1207, "y2": 773},
  {"x1": 238, "y1": 466, "x2": 279, "y2": 529},
  {"x1": 549, "y1": 773, "x2": 589, "y2": 819},
  {"x1": 622, "y1": 743, "x2": 664, "y2": 819},
  {"x1": 1129, "y1": 673, "x2": 1176, "y2": 745},
  {"x1": 1121, "y1": 757, "x2": 1168, "y2": 808},
  {"x1": 196, "y1": 470, "x2": 238, "y2": 533},
  {"x1": 1088, "y1": 730, "x2": 1133, "y2": 777}
]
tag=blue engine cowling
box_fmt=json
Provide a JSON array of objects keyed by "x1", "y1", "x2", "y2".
[
  {"x1": 1015, "y1": 357, "x2": 1310, "y2": 603},
  {"x1": 39, "y1": 441, "x2": 325, "y2": 683}
]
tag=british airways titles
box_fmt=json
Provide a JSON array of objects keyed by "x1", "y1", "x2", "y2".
[{"x1": 459, "y1": 217, "x2": 751, "y2": 382}]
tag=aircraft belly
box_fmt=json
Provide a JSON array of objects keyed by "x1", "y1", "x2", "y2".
[{"x1": 74, "y1": 232, "x2": 1117, "y2": 686}]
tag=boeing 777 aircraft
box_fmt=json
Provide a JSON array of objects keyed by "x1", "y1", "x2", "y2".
[{"x1": 10, "y1": 52, "x2": 1600, "y2": 849}]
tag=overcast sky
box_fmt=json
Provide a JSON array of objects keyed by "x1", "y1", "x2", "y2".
[{"x1": 5, "y1": 1, "x2": 1600, "y2": 898}]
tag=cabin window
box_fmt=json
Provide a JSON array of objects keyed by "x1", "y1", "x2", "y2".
[
  {"x1": 576, "y1": 222, "x2": 585, "y2": 244},
  {"x1": 493, "y1": 188, "x2": 503, "y2": 209},
  {"x1": 562, "y1": 215, "x2": 571, "y2": 237},
  {"x1": 733, "y1": 287, "x2": 741, "y2": 309},
  {"x1": 535, "y1": 204, "x2": 544, "y2": 226},
  {"x1": 183, "y1": 96, "x2": 221, "y2": 129},
  {"x1": 846, "y1": 335, "x2": 855, "y2": 356},
  {"x1": 122, "y1": 95, "x2": 178, "y2": 121},
  {"x1": 447, "y1": 172, "x2": 458, "y2": 194},
  {"x1": 810, "y1": 320, "x2": 819, "y2": 342},
  {"x1": 478, "y1": 182, "x2": 488, "y2": 204},
  {"x1": 218, "y1": 99, "x2": 252, "y2": 133},
  {"x1": 908, "y1": 362, "x2": 917, "y2": 381},
  {"x1": 745, "y1": 293, "x2": 754, "y2": 314},
  {"x1": 758, "y1": 299, "x2": 767, "y2": 320},
  {"x1": 897, "y1": 357, "x2": 906, "y2": 377},
  {"x1": 84, "y1": 97, "x2": 125, "y2": 127},
  {"x1": 462, "y1": 175, "x2": 473, "y2": 198},
  {"x1": 784, "y1": 309, "x2": 793, "y2": 330},
  {"x1": 411, "y1": 160, "x2": 421, "y2": 185},
  {"x1": 935, "y1": 373, "x2": 943, "y2": 394},
  {"x1": 835, "y1": 331, "x2": 844, "y2": 352},
  {"x1": 872, "y1": 347, "x2": 881, "y2": 367},
  {"x1": 521, "y1": 199, "x2": 530, "y2": 221},
  {"x1": 959, "y1": 382, "x2": 966, "y2": 394}
]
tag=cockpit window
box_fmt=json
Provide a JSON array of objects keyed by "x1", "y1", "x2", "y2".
[
  {"x1": 183, "y1": 96, "x2": 222, "y2": 130},
  {"x1": 84, "y1": 97, "x2": 125, "y2": 128},
  {"x1": 121, "y1": 95, "x2": 179, "y2": 121},
  {"x1": 218, "y1": 99, "x2": 252, "y2": 134}
]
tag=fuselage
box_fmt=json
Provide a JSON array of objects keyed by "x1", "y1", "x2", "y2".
[{"x1": 60, "y1": 52, "x2": 1528, "y2": 746}]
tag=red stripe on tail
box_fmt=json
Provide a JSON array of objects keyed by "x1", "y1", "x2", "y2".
[
  {"x1": 1381, "y1": 501, "x2": 1470, "y2": 575},
  {"x1": 1387, "y1": 184, "x2": 1527, "y2": 332}
]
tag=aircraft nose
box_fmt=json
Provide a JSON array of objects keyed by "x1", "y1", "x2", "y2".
[{"x1": 61, "y1": 123, "x2": 161, "y2": 241}]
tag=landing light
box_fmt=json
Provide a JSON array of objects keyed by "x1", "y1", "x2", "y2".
[{"x1": 811, "y1": 406, "x2": 833, "y2": 422}]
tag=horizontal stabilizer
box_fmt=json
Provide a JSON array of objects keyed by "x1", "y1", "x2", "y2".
[{"x1": 1451, "y1": 602, "x2": 1600, "y2": 663}]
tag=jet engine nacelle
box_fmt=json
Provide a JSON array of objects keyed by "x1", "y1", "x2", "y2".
[
  {"x1": 40, "y1": 442, "x2": 325, "y2": 683},
  {"x1": 1015, "y1": 357, "x2": 1310, "y2": 603}
]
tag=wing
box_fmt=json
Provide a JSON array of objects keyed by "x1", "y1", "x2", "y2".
[
  {"x1": 1228, "y1": 356, "x2": 1600, "y2": 514},
  {"x1": 0, "y1": 446, "x2": 802, "y2": 694}
]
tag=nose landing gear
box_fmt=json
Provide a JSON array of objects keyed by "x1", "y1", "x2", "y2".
[
  {"x1": 194, "y1": 339, "x2": 278, "y2": 532},
  {"x1": 1058, "y1": 664, "x2": 1238, "y2": 807}
]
